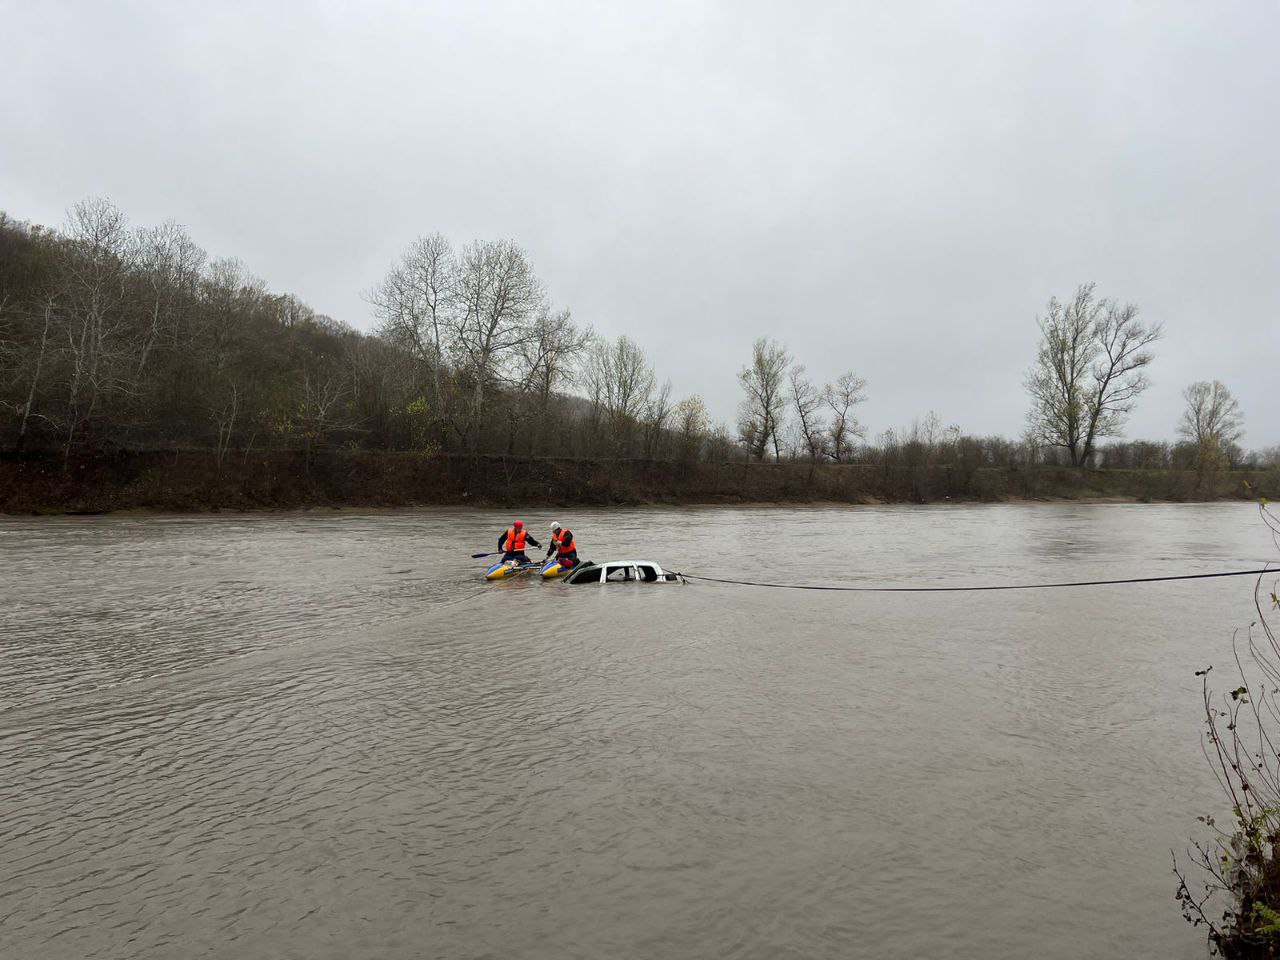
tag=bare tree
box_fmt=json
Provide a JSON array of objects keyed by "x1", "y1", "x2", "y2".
[
  {"x1": 582, "y1": 334, "x2": 655, "y2": 454},
  {"x1": 518, "y1": 307, "x2": 591, "y2": 408},
  {"x1": 705, "y1": 422, "x2": 738, "y2": 462},
  {"x1": 200, "y1": 257, "x2": 267, "y2": 375},
  {"x1": 273, "y1": 294, "x2": 315, "y2": 330},
  {"x1": 512, "y1": 307, "x2": 592, "y2": 455},
  {"x1": 1179, "y1": 380, "x2": 1244, "y2": 448},
  {"x1": 131, "y1": 220, "x2": 206, "y2": 378},
  {"x1": 1082, "y1": 300, "x2": 1162, "y2": 461},
  {"x1": 824, "y1": 371, "x2": 867, "y2": 462},
  {"x1": 450, "y1": 239, "x2": 545, "y2": 448},
  {"x1": 1254, "y1": 445, "x2": 1280, "y2": 468},
  {"x1": 737, "y1": 337, "x2": 791, "y2": 460},
  {"x1": 367, "y1": 234, "x2": 455, "y2": 407},
  {"x1": 641, "y1": 379, "x2": 674, "y2": 460},
  {"x1": 49, "y1": 198, "x2": 141, "y2": 460},
  {"x1": 298, "y1": 371, "x2": 349, "y2": 468},
  {"x1": 1026, "y1": 283, "x2": 1160, "y2": 466},
  {"x1": 0, "y1": 295, "x2": 55, "y2": 451},
  {"x1": 209, "y1": 381, "x2": 239, "y2": 472},
  {"x1": 342, "y1": 331, "x2": 422, "y2": 446},
  {"x1": 789, "y1": 365, "x2": 826, "y2": 462}
]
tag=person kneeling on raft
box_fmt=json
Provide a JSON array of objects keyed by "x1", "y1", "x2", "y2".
[
  {"x1": 499, "y1": 520, "x2": 540, "y2": 564},
  {"x1": 546, "y1": 521, "x2": 580, "y2": 568}
]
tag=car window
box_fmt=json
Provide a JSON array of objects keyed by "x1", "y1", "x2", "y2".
[
  {"x1": 637, "y1": 565, "x2": 659, "y2": 582},
  {"x1": 568, "y1": 565, "x2": 602, "y2": 584},
  {"x1": 605, "y1": 566, "x2": 631, "y2": 582}
]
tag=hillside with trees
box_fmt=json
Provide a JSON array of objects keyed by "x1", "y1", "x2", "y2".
[{"x1": 1, "y1": 200, "x2": 1276, "y2": 512}]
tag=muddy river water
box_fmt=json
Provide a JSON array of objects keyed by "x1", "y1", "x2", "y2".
[{"x1": 2, "y1": 504, "x2": 1274, "y2": 959}]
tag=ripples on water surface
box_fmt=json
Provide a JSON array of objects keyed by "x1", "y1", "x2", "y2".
[{"x1": 1, "y1": 504, "x2": 1272, "y2": 959}]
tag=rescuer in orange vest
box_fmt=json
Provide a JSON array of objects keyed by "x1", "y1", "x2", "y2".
[
  {"x1": 545, "y1": 521, "x2": 580, "y2": 568},
  {"x1": 498, "y1": 520, "x2": 540, "y2": 564}
]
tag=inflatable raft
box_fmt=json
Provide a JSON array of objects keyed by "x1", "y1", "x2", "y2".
[{"x1": 484, "y1": 557, "x2": 572, "y2": 581}]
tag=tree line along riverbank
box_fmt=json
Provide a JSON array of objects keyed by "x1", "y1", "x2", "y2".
[
  {"x1": 4, "y1": 201, "x2": 1277, "y2": 489},
  {"x1": 2, "y1": 449, "x2": 1275, "y2": 515}
]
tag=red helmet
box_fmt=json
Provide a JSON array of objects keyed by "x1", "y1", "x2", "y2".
[{"x1": 513, "y1": 520, "x2": 523, "y2": 529}]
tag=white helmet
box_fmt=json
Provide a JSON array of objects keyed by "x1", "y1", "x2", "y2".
[{"x1": 550, "y1": 521, "x2": 562, "y2": 532}]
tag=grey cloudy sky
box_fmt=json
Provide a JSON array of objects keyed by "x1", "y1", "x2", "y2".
[{"x1": 3, "y1": 0, "x2": 1277, "y2": 445}]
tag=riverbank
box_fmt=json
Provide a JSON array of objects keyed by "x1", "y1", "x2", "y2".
[{"x1": 2, "y1": 449, "x2": 1275, "y2": 515}]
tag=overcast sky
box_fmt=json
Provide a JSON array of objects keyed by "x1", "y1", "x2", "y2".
[{"x1": 3, "y1": 0, "x2": 1277, "y2": 445}]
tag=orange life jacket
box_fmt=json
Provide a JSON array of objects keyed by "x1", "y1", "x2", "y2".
[
  {"x1": 553, "y1": 529, "x2": 576, "y2": 555},
  {"x1": 505, "y1": 526, "x2": 527, "y2": 551}
]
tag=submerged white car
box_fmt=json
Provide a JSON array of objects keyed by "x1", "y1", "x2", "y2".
[{"x1": 562, "y1": 560, "x2": 681, "y2": 585}]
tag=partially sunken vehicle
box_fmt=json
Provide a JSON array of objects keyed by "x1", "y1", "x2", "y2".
[{"x1": 562, "y1": 560, "x2": 681, "y2": 585}]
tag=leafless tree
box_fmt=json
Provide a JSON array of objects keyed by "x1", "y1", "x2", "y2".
[
  {"x1": 875, "y1": 412, "x2": 961, "y2": 501},
  {"x1": 342, "y1": 331, "x2": 422, "y2": 445},
  {"x1": 641, "y1": 379, "x2": 674, "y2": 460},
  {"x1": 1178, "y1": 379, "x2": 1246, "y2": 481},
  {"x1": 0, "y1": 295, "x2": 55, "y2": 452},
  {"x1": 583, "y1": 334, "x2": 655, "y2": 454},
  {"x1": 209, "y1": 381, "x2": 239, "y2": 472},
  {"x1": 131, "y1": 221, "x2": 206, "y2": 377},
  {"x1": 298, "y1": 371, "x2": 349, "y2": 468},
  {"x1": 583, "y1": 335, "x2": 649, "y2": 421},
  {"x1": 502, "y1": 307, "x2": 588, "y2": 456},
  {"x1": 200, "y1": 257, "x2": 267, "y2": 375},
  {"x1": 1179, "y1": 380, "x2": 1244, "y2": 448},
  {"x1": 738, "y1": 337, "x2": 791, "y2": 460},
  {"x1": 518, "y1": 307, "x2": 592, "y2": 408},
  {"x1": 1083, "y1": 299, "x2": 1162, "y2": 461},
  {"x1": 367, "y1": 234, "x2": 455, "y2": 408},
  {"x1": 789, "y1": 365, "x2": 827, "y2": 462},
  {"x1": 705, "y1": 422, "x2": 738, "y2": 462},
  {"x1": 824, "y1": 371, "x2": 866, "y2": 461},
  {"x1": 1026, "y1": 283, "x2": 1160, "y2": 466},
  {"x1": 276, "y1": 294, "x2": 315, "y2": 329},
  {"x1": 47, "y1": 198, "x2": 143, "y2": 460},
  {"x1": 304, "y1": 373, "x2": 347, "y2": 436},
  {"x1": 450, "y1": 239, "x2": 545, "y2": 448}
]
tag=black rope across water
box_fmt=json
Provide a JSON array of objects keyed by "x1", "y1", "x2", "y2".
[{"x1": 677, "y1": 567, "x2": 1276, "y2": 593}]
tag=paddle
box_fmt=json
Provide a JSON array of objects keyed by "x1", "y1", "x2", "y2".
[
  {"x1": 474, "y1": 541, "x2": 542, "y2": 560},
  {"x1": 473, "y1": 553, "x2": 542, "y2": 572}
]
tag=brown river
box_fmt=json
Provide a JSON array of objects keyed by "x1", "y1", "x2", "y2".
[{"x1": 2, "y1": 504, "x2": 1274, "y2": 959}]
